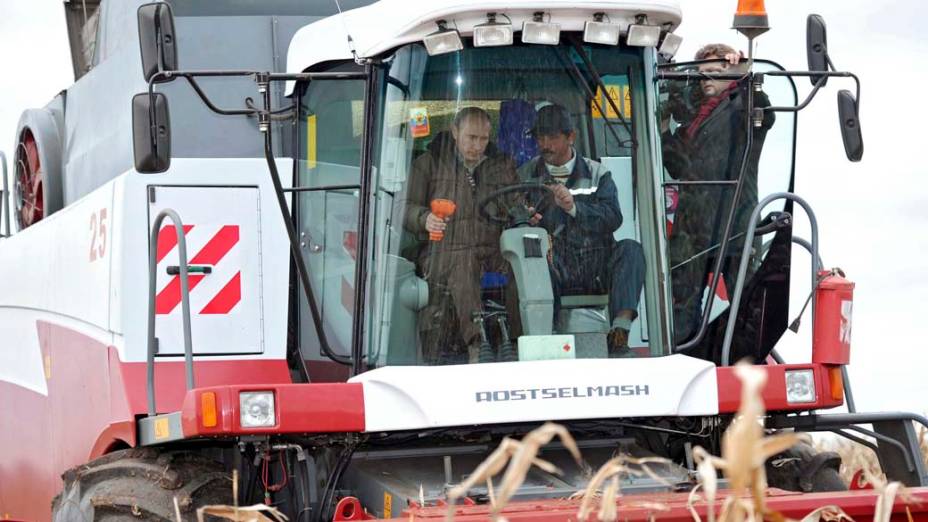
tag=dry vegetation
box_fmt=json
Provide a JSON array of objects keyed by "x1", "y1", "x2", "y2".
[
  {"x1": 443, "y1": 362, "x2": 921, "y2": 522},
  {"x1": 183, "y1": 368, "x2": 928, "y2": 522},
  {"x1": 819, "y1": 426, "x2": 928, "y2": 487}
]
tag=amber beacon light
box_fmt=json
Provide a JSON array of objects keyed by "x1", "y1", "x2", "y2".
[{"x1": 733, "y1": 0, "x2": 770, "y2": 37}]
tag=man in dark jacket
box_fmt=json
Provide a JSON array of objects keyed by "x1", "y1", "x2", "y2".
[
  {"x1": 404, "y1": 107, "x2": 520, "y2": 364},
  {"x1": 661, "y1": 44, "x2": 775, "y2": 341},
  {"x1": 519, "y1": 104, "x2": 645, "y2": 357}
]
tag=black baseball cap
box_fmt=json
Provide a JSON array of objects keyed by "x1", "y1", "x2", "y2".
[{"x1": 530, "y1": 104, "x2": 573, "y2": 137}]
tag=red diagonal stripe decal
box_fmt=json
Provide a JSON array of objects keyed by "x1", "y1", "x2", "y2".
[
  {"x1": 155, "y1": 274, "x2": 206, "y2": 315},
  {"x1": 156, "y1": 225, "x2": 194, "y2": 263},
  {"x1": 189, "y1": 225, "x2": 239, "y2": 265},
  {"x1": 200, "y1": 272, "x2": 242, "y2": 314}
]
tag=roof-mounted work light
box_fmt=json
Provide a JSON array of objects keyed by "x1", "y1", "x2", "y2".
[
  {"x1": 583, "y1": 13, "x2": 620, "y2": 46},
  {"x1": 522, "y1": 12, "x2": 560, "y2": 45},
  {"x1": 474, "y1": 13, "x2": 513, "y2": 47},
  {"x1": 626, "y1": 15, "x2": 661, "y2": 47},
  {"x1": 659, "y1": 31, "x2": 683, "y2": 58},
  {"x1": 423, "y1": 20, "x2": 463, "y2": 56}
]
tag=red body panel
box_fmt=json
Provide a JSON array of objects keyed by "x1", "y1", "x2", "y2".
[
  {"x1": 0, "y1": 321, "x2": 292, "y2": 522},
  {"x1": 392, "y1": 488, "x2": 928, "y2": 521},
  {"x1": 180, "y1": 382, "x2": 365, "y2": 436},
  {"x1": 813, "y1": 271, "x2": 855, "y2": 365},
  {"x1": 717, "y1": 362, "x2": 843, "y2": 413}
]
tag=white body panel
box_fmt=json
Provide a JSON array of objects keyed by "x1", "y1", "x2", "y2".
[
  {"x1": 116, "y1": 158, "x2": 292, "y2": 363},
  {"x1": 0, "y1": 158, "x2": 293, "y2": 391},
  {"x1": 351, "y1": 354, "x2": 718, "y2": 431},
  {"x1": 286, "y1": 0, "x2": 682, "y2": 93}
]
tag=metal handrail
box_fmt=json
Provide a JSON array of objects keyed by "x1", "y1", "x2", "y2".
[
  {"x1": 722, "y1": 192, "x2": 819, "y2": 366},
  {"x1": 147, "y1": 208, "x2": 195, "y2": 416},
  {"x1": 0, "y1": 150, "x2": 9, "y2": 237}
]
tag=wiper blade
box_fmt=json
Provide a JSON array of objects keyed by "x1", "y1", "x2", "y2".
[{"x1": 567, "y1": 35, "x2": 636, "y2": 148}]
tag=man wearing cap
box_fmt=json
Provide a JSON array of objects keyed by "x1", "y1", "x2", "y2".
[{"x1": 518, "y1": 104, "x2": 646, "y2": 357}]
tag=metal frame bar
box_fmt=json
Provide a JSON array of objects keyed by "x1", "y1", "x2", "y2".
[
  {"x1": 656, "y1": 67, "x2": 860, "y2": 116},
  {"x1": 147, "y1": 208, "x2": 195, "y2": 416},
  {"x1": 0, "y1": 151, "x2": 8, "y2": 237},
  {"x1": 722, "y1": 192, "x2": 819, "y2": 366},
  {"x1": 351, "y1": 62, "x2": 378, "y2": 374},
  {"x1": 282, "y1": 184, "x2": 360, "y2": 193},
  {"x1": 258, "y1": 74, "x2": 353, "y2": 366},
  {"x1": 769, "y1": 411, "x2": 928, "y2": 486}
]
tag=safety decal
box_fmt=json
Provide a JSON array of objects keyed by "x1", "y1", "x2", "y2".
[
  {"x1": 840, "y1": 299, "x2": 853, "y2": 345},
  {"x1": 409, "y1": 107, "x2": 431, "y2": 138},
  {"x1": 155, "y1": 225, "x2": 242, "y2": 315}
]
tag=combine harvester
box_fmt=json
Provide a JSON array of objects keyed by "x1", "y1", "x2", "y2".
[{"x1": 1, "y1": 0, "x2": 926, "y2": 519}]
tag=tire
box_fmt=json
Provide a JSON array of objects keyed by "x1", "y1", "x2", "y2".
[
  {"x1": 766, "y1": 441, "x2": 847, "y2": 493},
  {"x1": 51, "y1": 448, "x2": 232, "y2": 521}
]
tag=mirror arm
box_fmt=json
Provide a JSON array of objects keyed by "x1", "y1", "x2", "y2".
[
  {"x1": 762, "y1": 70, "x2": 861, "y2": 113},
  {"x1": 183, "y1": 76, "x2": 258, "y2": 116},
  {"x1": 765, "y1": 75, "x2": 827, "y2": 113}
]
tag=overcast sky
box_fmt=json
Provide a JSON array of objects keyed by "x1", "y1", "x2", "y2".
[{"x1": 0, "y1": 1, "x2": 925, "y2": 414}]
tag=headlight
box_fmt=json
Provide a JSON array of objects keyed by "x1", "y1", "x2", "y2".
[
  {"x1": 474, "y1": 14, "x2": 513, "y2": 47},
  {"x1": 583, "y1": 18, "x2": 620, "y2": 46},
  {"x1": 659, "y1": 32, "x2": 683, "y2": 58},
  {"x1": 522, "y1": 13, "x2": 560, "y2": 45},
  {"x1": 626, "y1": 15, "x2": 661, "y2": 48},
  {"x1": 423, "y1": 21, "x2": 463, "y2": 56},
  {"x1": 785, "y1": 370, "x2": 816, "y2": 404},
  {"x1": 240, "y1": 391, "x2": 276, "y2": 427}
]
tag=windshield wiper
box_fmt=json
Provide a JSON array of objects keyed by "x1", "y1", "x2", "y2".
[{"x1": 566, "y1": 36, "x2": 636, "y2": 149}]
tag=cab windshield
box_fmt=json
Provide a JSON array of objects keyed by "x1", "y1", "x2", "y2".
[{"x1": 364, "y1": 41, "x2": 655, "y2": 367}]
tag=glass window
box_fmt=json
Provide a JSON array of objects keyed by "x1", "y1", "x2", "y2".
[
  {"x1": 296, "y1": 78, "x2": 364, "y2": 381},
  {"x1": 366, "y1": 42, "x2": 656, "y2": 368},
  {"x1": 657, "y1": 60, "x2": 796, "y2": 351}
]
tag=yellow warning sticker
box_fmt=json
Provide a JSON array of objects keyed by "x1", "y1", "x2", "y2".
[
  {"x1": 409, "y1": 107, "x2": 431, "y2": 138},
  {"x1": 306, "y1": 114, "x2": 317, "y2": 169},
  {"x1": 154, "y1": 417, "x2": 171, "y2": 440},
  {"x1": 383, "y1": 491, "x2": 393, "y2": 519},
  {"x1": 591, "y1": 87, "x2": 604, "y2": 119},
  {"x1": 604, "y1": 84, "x2": 632, "y2": 119},
  {"x1": 624, "y1": 86, "x2": 632, "y2": 118},
  {"x1": 44, "y1": 354, "x2": 51, "y2": 380}
]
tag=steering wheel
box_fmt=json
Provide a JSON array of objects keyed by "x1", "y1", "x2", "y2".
[{"x1": 477, "y1": 182, "x2": 554, "y2": 226}]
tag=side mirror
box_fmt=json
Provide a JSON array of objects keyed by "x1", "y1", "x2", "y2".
[
  {"x1": 837, "y1": 90, "x2": 863, "y2": 162},
  {"x1": 806, "y1": 14, "x2": 829, "y2": 86},
  {"x1": 132, "y1": 93, "x2": 172, "y2": 173},
  {"x1": 137, "y1": 2, "x2": 177, "y2": 83}
]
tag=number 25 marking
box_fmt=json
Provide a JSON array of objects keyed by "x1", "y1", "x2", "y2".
[{"x1": 89, "y1": 209, "x2": 108, "y2": 262}]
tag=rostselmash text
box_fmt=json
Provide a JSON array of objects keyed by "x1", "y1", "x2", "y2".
[{"x1": 475, "y1": 385, "x2": 650, "y2": 403}]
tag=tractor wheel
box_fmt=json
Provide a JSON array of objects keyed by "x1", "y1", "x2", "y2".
[{"x1": 51, "y1": 447, "x2": 233, "y2": 521}]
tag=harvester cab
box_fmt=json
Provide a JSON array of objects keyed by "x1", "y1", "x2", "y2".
[{"x1": 4, "y1": 0, "x2": 928, "y2": 521}]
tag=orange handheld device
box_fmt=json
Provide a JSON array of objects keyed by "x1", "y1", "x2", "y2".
[{"x1": 429, "y1": 199, "x2": 456, "y2": 241}]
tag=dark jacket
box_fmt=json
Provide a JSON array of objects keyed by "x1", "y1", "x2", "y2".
[
  {"x1": 663, "y1": 81, "x2": 774, "y2": 262},
  {"x1": 662, "y1": 81, "x2": 775, "y2": 339},
  {"x1": 403, "y1": 131, "x2": 520, "y2": 263}
]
